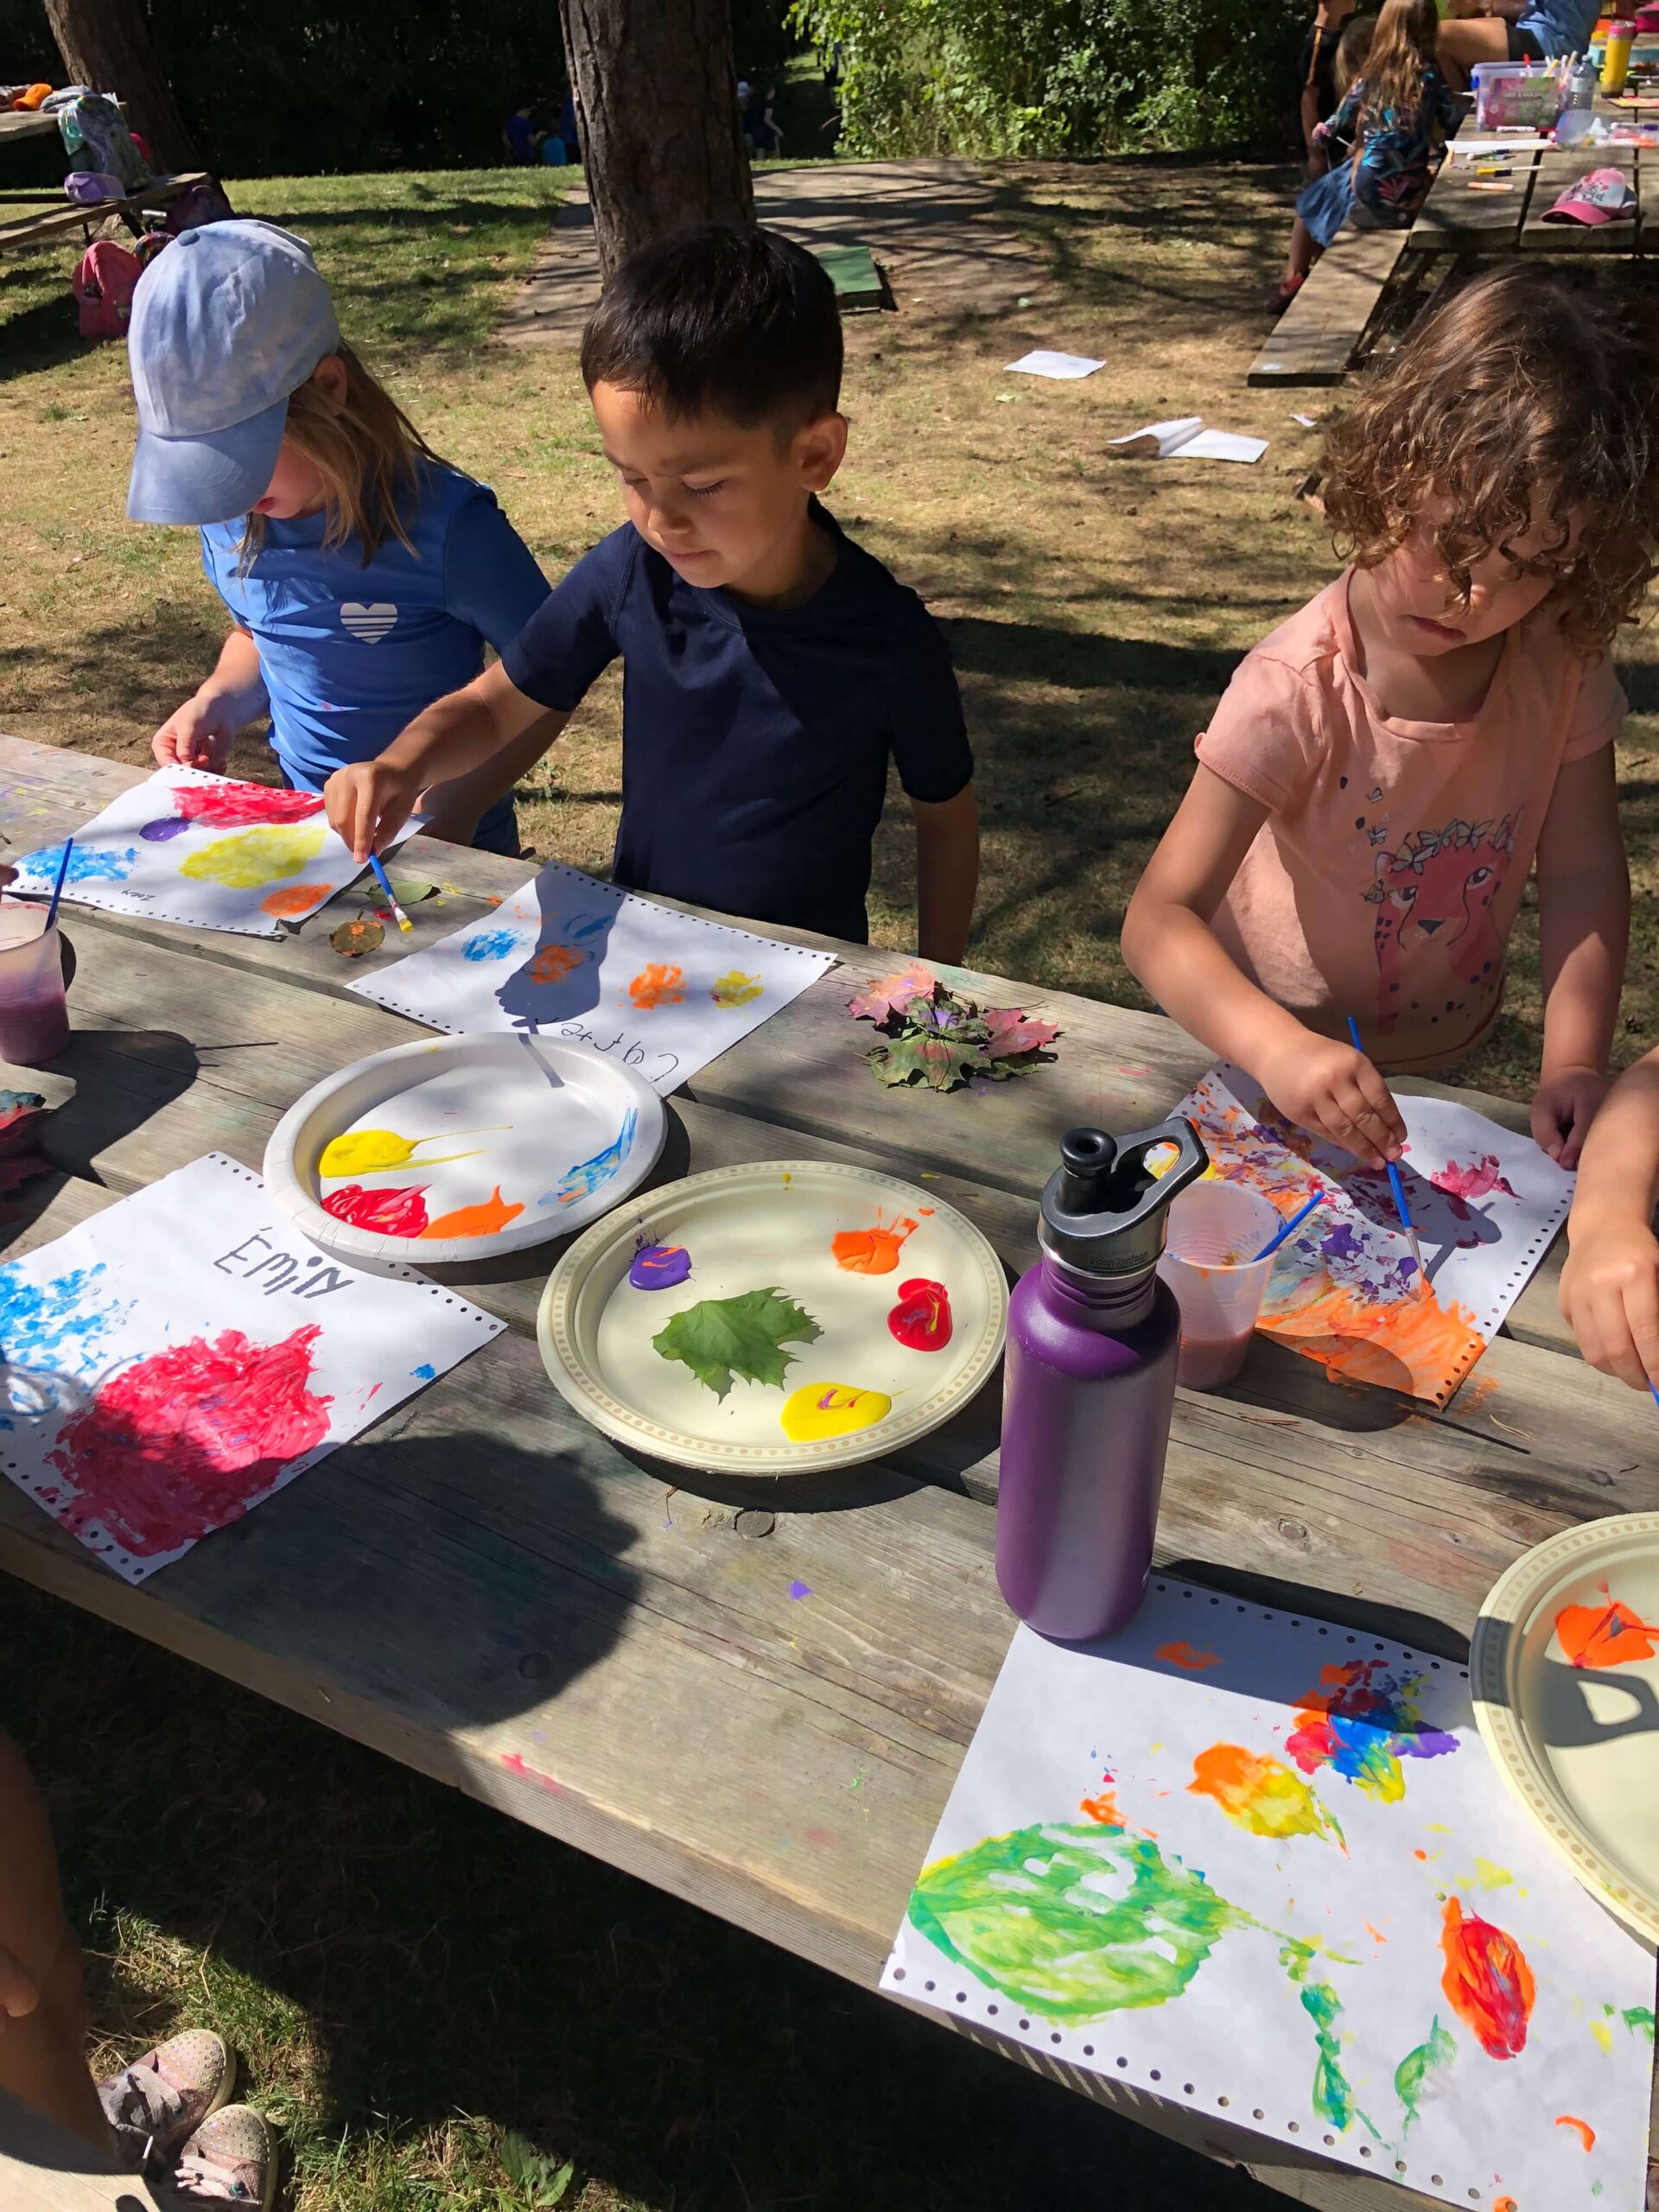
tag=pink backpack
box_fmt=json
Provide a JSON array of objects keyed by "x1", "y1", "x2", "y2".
[{"x1": 72, "y1": 238, "x2": 143, "y2": 340}]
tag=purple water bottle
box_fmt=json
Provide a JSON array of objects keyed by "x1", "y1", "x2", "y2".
[{"x1": 996, "y1": 1120, "x2": 1208, "y2": 1642}]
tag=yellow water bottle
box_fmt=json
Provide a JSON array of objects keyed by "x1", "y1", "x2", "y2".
[{"x1": 1603, "y1": 15, "x2": 1636, "y2": 95}]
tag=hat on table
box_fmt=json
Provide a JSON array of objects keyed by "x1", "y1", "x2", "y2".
[
  {"x1": 1541, "y1": 168, "x2": 1638, "y2": 227},
  {"x1": 126, "y1": 219, "x2": 341, "y2": 526}
]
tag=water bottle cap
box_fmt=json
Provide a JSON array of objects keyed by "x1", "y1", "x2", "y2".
[{"x1": 1039, "y1": 1118, "x2": 1210, "y2": 1278}]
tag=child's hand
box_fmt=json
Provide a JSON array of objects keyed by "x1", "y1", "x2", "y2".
[
  {"x1": 326, "y1": 760, "x2": 423, "y2": 862},
  {"x1": 152, "y1": 695, "x2": 236, "y2": 773},
  {"x1": 1560, "y1": 1216, "x2": 1659, "y2": 1391},
  {"x1": 1530, "y1": 1065, "x2": 1611, "y2": 1170},
  {"x1": 1255, "y1": 1033, "x2": 1407, "y2": 1169}
]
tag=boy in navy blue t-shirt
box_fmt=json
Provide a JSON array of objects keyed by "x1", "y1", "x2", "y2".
[{"x1": 327, "y1": 225, "x2": 979, "y2": 955}]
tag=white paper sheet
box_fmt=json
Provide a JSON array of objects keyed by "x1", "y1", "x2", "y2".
[
  {"x1": 1174, "y1": 1062, "x2": 1574, "y2": 1403},
  {"x1": 1108, "y1": 416, "x2": 1267, "y2": 462},
  {"x1": 883, "y1": 1583, "x2": 1655, "y2": 2212},
  {"x1": 1004, "y1": 349, "x2": 1104, "y2": 378},
  {"x1": 0, "y1": 1154, "x2": 504, "y2": 1580},
  {"x1": 6, "y1": 766, "x2": 391, "y2": 937},
  {"x1": 348, "y1": 861, "x2": 836, "y2": 1092}
]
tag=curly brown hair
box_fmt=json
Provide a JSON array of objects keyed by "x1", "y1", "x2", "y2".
[{"x1": 1321, "y1": 264, "x2": 1659, "y2": 656}]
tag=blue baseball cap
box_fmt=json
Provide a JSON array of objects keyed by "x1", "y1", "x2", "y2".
[{"x1": 127, "y1": 219, "x2": 341, "y2": 525}]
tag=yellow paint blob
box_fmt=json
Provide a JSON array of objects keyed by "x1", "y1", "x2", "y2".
[
  {"x1": 180, "y1": 823, "x2": 326, "y2": 888},
  {"x1": 1188, "y1": 1743, "x2": 1344, "y2": 1848},
  {"x1": 1471, "y1": 1856, "x2": 1514, "y2": 1891},
  {"x1": 711, "y1": 969, "x2": 764, "y2": 1007},
  {"x1": 779, "y1": 1382, "x2": 893, "y2": 1442},
  {"x1": 1590, "y1": 2018, "x2": 1614, "y2": 2054},
  {"x1": 318, "y1": 1128, "x2": 489, "y2": 1178}
]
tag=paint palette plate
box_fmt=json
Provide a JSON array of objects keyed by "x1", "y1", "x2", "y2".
[
  {"x1": 537, "y1": 1160, "x2": 1009, "y2": 1473},
  {"x1": 263, "y1": 1033, "x2": 666, "y2": 1267},
  {"x1": 1472, "y1": 1512, "x2": 1659, "y2": 1948}
]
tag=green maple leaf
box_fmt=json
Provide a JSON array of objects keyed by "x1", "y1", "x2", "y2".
[
  {"x1": 871, "y1": 1030, "x2": 994, "y2": 1090},
  {"x1": 652, "y1": 1288, "x2": 822, "y2": 1398}
]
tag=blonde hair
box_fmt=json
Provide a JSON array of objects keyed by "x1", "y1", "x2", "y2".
[
  {"x1": 1357, "y1": 0, "x2": 1440, "y2": 131},
  {"x1": 238, "y1": 340, "x2": 442, "y2": 569}
]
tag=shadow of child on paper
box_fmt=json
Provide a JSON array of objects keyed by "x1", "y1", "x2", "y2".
[{"x1": 493, "y1": 879, "x2": 617, "y2": 1031}]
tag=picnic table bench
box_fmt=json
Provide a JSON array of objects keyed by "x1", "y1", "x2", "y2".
[
  {"x1": 0, "y1": 173, "x2": 213, "y2": 257},
  {"x1": 0, "y1": 730, "x2": 1654, "y2": 2212}
]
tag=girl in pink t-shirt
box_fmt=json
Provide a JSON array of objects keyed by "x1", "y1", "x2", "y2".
[{"x1": 1124, "y1": 264, "x2": 1659, "y2": 1173}]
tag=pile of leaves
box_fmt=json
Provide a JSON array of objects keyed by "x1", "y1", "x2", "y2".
[{"x1": 849, "y1": 963, "x2": 1059, "y2": 1094}]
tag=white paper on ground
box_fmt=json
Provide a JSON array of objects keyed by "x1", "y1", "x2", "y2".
[
  {"x1": 0, "y1": 1154, "x2": 504, "y2": 1581},
  {"x1": 1109, "y1": 416, "x2": 1267, "y2": 462},
  {"x1": 349, "y1": 861, "x2": 836, "y2": 1092},
  {"x1": 6, "y1": 766, "x2": 402, "y2": 937},
  {"x1": 883, "y1": 1582, "x2": 1655, "y2": 2212},
  {"x1": 1004, "y1": 348, "x2": 1104, "y2": 378},
  {"x1": 1173, "y1": 1062, "x2": 1574, "y2": 1402}
]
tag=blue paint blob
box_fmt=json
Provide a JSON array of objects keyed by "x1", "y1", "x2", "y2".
[
  {"x1": 0, "y1": 1263, "x2": 128, "y2": 1429},
  {"x1": 544, "y1": 1107, "x2": 639, "y2": 1209},
  {"x1": 18, "y1": 841, "x2": 139, "y2": 887},
  {"x1": 629, "y1": 1242, "x2": 692, "y2": 1290},
  {"x1": 410, "y1": 1362, "x2": 436, "y2": 1381},
  {"x1": 461, "y1": 928, "x2": 519, "y2": 962},
  {"x1": 139, "y1": 816, "x2": 190, "y2": 843},
  {"x1": 788, "y1": 1580, "x2": 813, "y2": 1601}
]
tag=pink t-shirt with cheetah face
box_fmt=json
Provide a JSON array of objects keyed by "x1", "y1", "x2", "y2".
[{"x1": 1195, "y1": 572, "x2": 1624, "y2": 1072}]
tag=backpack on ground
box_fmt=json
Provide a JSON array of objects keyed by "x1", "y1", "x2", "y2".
[{"x1": 72, "y1": 238, "x2": 143, "y2": 340}]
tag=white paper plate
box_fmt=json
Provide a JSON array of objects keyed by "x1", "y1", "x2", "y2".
[
  {"x1": 1471, "y1": 1512, "x2": 1659, "y2": 1948},
  {"x1": 537, "y1": 1160, "x2": 1009, "y2": 1474},
  {"x1": 264, "y1": 1033, "x2": 666, "y2": 1266}
]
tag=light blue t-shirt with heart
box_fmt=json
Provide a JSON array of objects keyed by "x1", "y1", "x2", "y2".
[{"x1": 200, "y1": 460, "x2": 550, "y2": 791}]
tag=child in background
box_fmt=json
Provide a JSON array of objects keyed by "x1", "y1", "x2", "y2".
[
  {"x1": 1123, "y1": 264, "x2": 1659, "y2": 1173},
  {"x1": 1274, "y1": 12, "x2": 1376, "y2": 308},
  {"x1": 1297, "y1": 0, "x2": 1360, "y2": 156},
  {"x1": 1559, "y1": 1055, "x2": 1659, "y2": 1389},
  {"x1": 129, "y1": 220, "x2": 553, "y2": 854},
  {"x1": 1273, "y1": 0, "x2": 1459, "y2": 312},
  {"x1": 326, "y1": 225, "x2": 980, "y2": 958}
]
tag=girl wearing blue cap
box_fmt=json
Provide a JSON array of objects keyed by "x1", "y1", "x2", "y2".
[{"x1": 127, "y1": 219, "x2": 553, "y2": 854}]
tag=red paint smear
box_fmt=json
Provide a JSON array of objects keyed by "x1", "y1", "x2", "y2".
[
  {"x1": 1287, "y1": 1708, "x2": 1338, "y2": 1771},
  {"x1": 832, "y1": 1213, "x2": 919, "y2": 1275},
  {"x1": 420, "y1": 1185, "x2": 524, "y2": 1239},
  {"x1": 174, "y1": 782, "x2": 325, "y2": 828},
  {"x1": 1155, "y1": 1640, "x2": 1221, "y2": 1671},
  {"x1": 1440, "y1": 1896, "x2": 1535, "y2": 2060},
  {"x1": 1428, "y1": 1154, "x2": 1516, "y2": 1204},
  {"x1": 48, "y1": 1327, "x2": 331, "y2": 1558},
  {"x1": 887, "y1": 1277, "x2": 952, "y2": 1351},
  {"x1": 323, "y1": 1182, "x2": 430, "y2": 1236},
  {"x1": 1555, "y1": 1595, "x2": 1659, "y2": 1670},
  {"x1": 260, "y1": 881, "x2": 332, "y2": 918},
  {"x1": 499, "y1": 1751, "x2": 564, "y2": 1796},
  {"x1": 1554, "y1": 2115, "x2": 1596, "y2": 2152}
]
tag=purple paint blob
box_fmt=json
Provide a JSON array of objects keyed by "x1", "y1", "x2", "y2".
[
  {"x1": 629, "y1": 1242, "x2": 692, "y2": 1291},
  {"x1": 788, "y1": 1580, "x2": 813, "y2": 1600},
  {"x1": 1321, "y1": 1222, "x2": 1362, "y2": 1263},
  {"x1": 139, "y1": 815, "x2": 190, "y2": 842}
]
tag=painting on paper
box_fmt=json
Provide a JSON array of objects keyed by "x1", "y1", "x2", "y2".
[
  {"x1": 1173, "y1": 1063, "x2": 1573, "y2": 1405},
  {"x1": 883, "y1": 1582, "x2": 1655, "y2": 2212},
  {"x1": 0, "y1": 1154, "x2": 503, "y2": 1580},
  {"x1": 6, "y1": 766, "x2": 394, "y2": 938},
  {"x1": 351, "y1": 861, "x2": 835, "y2": 1090}
]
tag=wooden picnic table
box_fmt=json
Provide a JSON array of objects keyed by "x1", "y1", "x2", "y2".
[{"x1": 0, "y1": 730, "x2": 1654, "y2": 2212}]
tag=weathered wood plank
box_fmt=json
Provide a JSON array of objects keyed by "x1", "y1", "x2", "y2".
[
  {"x1": 1248, "y1": 226, "x2": 1408, "y2": 387},
  {"x1": 1408, "y1": 148, "x2": 1539, "y2": 251},
  {"x1": 0, "y1": 2088, "x2": 163, "y2": 2212}
]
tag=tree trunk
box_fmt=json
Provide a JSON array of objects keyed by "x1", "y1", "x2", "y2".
[
  {"x1": 42, "y1": 0, "x2": 200, "y2": 174},
  {"x1": 559, "y1": 0, "x2": 755, "y2": 283}
]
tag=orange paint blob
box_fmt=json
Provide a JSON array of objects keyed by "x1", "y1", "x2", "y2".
[
  {"x1": 1156, "y1": 1640, "x2": 1221, "y2": 1671},
  {"x1": 1554, "y1": 1594, "x2": 1659, "y2": 1670},
  {"x1": 1554, "y1": 2115, "x2": 1596, "y2": 2152},
  {"x1": 260, "y1": 881, "x2": 332, "y2": 918},
  {"x1": 528, "y1": 943, "x2": 582, "y2": 984},
  {"x1": 1261, "y1": 1266, "x2": 1484, "y2": 1401},
  {"x1": 1414, "y1": 1848, "x2": 1428, "y2": 1860},
  {"x1": 831, "y1": 1213, "x2": 920, "y2": 1275},
  {"x1": 420, "y1": 1185, "x2": 524, "y2": 1240},
  {"x1": 629, "y1": 963, "x2": 684, "y2": 1010},
  {"x1": 1493, "y1": 2199, "x2": 1517, "y2": 2212},
  {"x1": 1440, "y1": 1896, "x2": 1535, "y2": 2060},
  {"x1": 1079, "y1": 1787, "x2": 1122, "y2": 1827}
]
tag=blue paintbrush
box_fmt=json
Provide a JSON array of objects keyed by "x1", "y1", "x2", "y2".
[
  {"x1": 1344, "y1": 1016, "x2": 1426, "y2": 1288},
  {"x1": 1251, "y1": 1188, "x2": 1326, "y2": 1263},
  {"x1": 366, "y1": 852, "x2": 412, "y2": 933},
  {"x1": 43, "y1": 837, "x2": 73, "y2": 933}
]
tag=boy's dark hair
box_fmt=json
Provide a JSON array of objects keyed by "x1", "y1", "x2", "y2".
[
  {"x1": 1323, "y1": 263, "x2": 1659, "y2": 655},
  {"x1": 581, "y1": 223, "x2": 842, "y2": 431}
]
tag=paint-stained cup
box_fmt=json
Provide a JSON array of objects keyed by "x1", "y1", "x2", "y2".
[
  {"x1": 0, "y1": 901, "x2": 69, "y2": 1065},
  {"x1": 1158, "y1": 1181, "x2": 1282, "y2": 1390}
]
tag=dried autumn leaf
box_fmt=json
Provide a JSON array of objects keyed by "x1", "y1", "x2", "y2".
[
  {"x1": 848, "y1": 961, "x2": 938, "y2": 1023},
  {"x1": 386, "y1": 873, "x2": 437, "y2": 907},
  {"x1": 874, "y1": 1030, "x2": 992, "y2": 1090},
  {"x1": 652, "y1": 1287, "x2": 822, "y2": 1398},
  {"x1": 983, "y1": 1007, "x2": 1061, "y2": 1059},
  {"x1": 330, "y1": 915, "x2": 385, "y2": 958}
]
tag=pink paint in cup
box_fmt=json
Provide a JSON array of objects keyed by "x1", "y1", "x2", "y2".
[
  {"x1": 0, "y1": 902, "x2": 70, "y2": 1065},
  {"x1": 1157, "y1": 1180, "x2": 1283, "y2": 1390}
]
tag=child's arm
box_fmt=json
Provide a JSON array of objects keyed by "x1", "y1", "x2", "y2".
[
  {"x1": 325, "y1": 662, "x2": 567, "y2": 861},
  {"x1": 1559, "y1": 1051, "x2": 1659, "y2": 1389},
  {"x1": 1122, "y1": 764, "x2": 1407, "y2": 1167},
  {"x1": 151, "y1": 627, "x2": 267, "y2": 772},
  {"x1": 911, "y1": 784, "x2": 978, "y2": 964},
  {"x1": 1531, "y1": 744, "x2": 1629, "y2": 1168}
]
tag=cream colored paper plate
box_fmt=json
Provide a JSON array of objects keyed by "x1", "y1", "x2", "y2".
[
  {"x1": 538, "y1": 1160, "x2": 1009, "y2": 1474},
  {"x1": 1471, "y1": 1512, "x2": 1659, "y2": 1948}
]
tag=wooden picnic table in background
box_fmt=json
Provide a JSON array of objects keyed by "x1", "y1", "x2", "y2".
[{"x1": 0, "y1": 731, "x2": 1653, "y2": 2212}]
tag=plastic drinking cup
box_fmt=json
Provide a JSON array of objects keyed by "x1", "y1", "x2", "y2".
[
  {"x1": 1157, "y1": 1180, "x2": 1283, "y2": 1390},
  {"x1": 0, "y1": 902, "x2": 70, "y2": 1065}
]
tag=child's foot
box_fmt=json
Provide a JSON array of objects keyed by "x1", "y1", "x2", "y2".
[
  {"x1": 98, "y1": 2028, "x2": 234, "y2": 2164},
  {"x1": 168, "y1": 2104, "x2": 276, "y2": 2208},
  {"x1": 1266, "y1": 272, "x2": 1306, "y2": 316}
]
